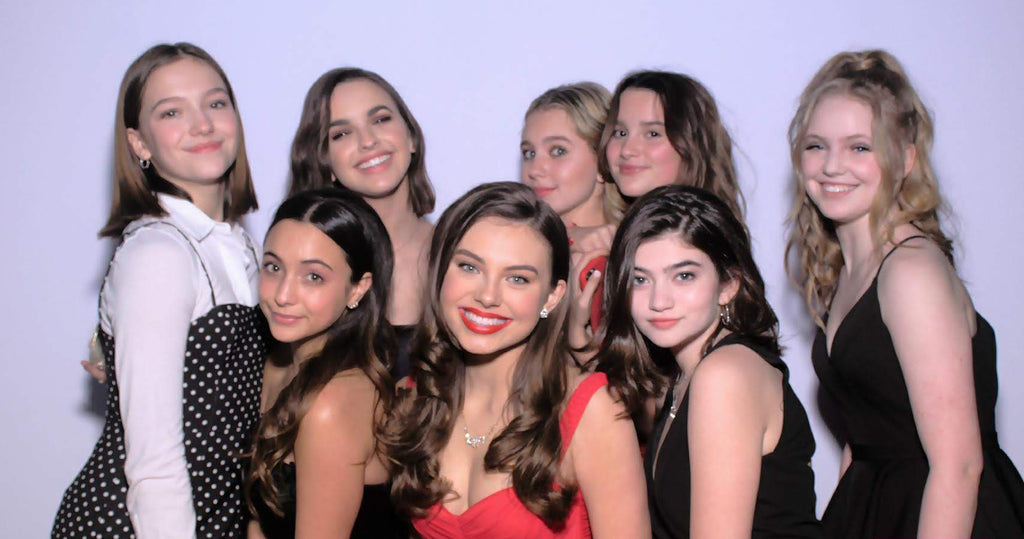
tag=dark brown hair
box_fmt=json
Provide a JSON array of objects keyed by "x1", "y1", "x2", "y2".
[
  {"x1": 598, "y1": 70, "x2": 745, "y2": 220},
  {"x1": 244, "y1": 188, "x2": 395, "y2": 516},
  {"x1": 101, "y1": 42, "x2": 257, "y2": 237},
  {"x1": 593, "y1": 185, "x2": 778, "y2": 415},
  {"x1": 386, "y1": 182, "x2": 577, "y2": 526},
  {"x1": 287, "y1": 68, "x2": 435, "y2": 216}
]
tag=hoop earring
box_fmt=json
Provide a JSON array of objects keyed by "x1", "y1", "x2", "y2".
[
  {"x1": 539, "y1": 308, "x2": 549, "y2": 319},
  {"x1": 139, "y1": 158, "x2": 151, "y2": 170},
  {"x1": 720, "y1": 304, "x2": 731, "y2": 326}
]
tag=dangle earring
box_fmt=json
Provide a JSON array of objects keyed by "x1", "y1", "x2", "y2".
[
  {"x1": 720, "y1": 304, "x2": 732, "y2": 326},
  {"x1": 139, "y1": 158, "x2": 151, "y2": 169},
  {"x1": 539, "y1": 308, "x2": 549, "y2": 319}
]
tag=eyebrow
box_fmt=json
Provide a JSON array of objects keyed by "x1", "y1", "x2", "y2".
[
  {"x1": 454, "y1": 249, "x2": 539, "y2": 274},
  {"x1": 149, "y1": 87, "x2": 228, "y2": 113},
  {"x1": 634, "y1": 260, "x2": 701, "y2": 273},
  {"x1": 262, "y1": 251, "x2": 334, "y2": 271},
  {"x1": 328, "y1": 104, "x2": 394, "y2": 128}
]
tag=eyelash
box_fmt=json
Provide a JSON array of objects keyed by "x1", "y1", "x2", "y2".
[
  {"x1": 611, "y1": 129, "x2": 627, "y2": 138},
  {"x1": 521, "y1": 148, "x2": 535, "y2": 160},
  {"x1": 631, "y1": 274, "x2": 648, "y2": 286},
  {"x1": 508, "y1": 275, "x2": 530, "y2": 285},
  {"x1": 551, "y1": 146, "x2": 567, "y2": 157},
  {"x1": 262, "y1": 262, "x2": 280, "y2": 273},
  {"x1": 306, "y1": 273, "x2": 323, "y2": 283},
  {"x1": 674, "y1": 271, "x2": 695, "y2": 281},
  {"x1": 457, "y1": 262, "x2": 478, "y2": 273}
]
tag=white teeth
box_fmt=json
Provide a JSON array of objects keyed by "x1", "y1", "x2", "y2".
[
  {"x1": 358, "y1": 154, "x2": 391, "y2": 169},
  {"x1": 822, "y1": 184, "x2": 854, "y2": 193},
  {"x1": 464, "y1": 310, "x2": 507, "y2": 326}
]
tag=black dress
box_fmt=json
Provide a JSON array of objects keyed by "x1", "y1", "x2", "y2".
[
  {"x1": 645, "y1": 334, "x2": 822, "y2": 538},
  {"x1": 812, "y1": 238, "x2": 1024, "y2": 538},
  {"x1": 392, "y1": 323, "x2": 415, "y2": 380},
  {"x1": 251, "y1": 462, "x2": 409, "y2": 538}
]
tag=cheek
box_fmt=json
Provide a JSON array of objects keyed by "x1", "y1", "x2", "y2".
[
  {"x1": 309, "y1": 283, "x2": 350, "y2": 325},
  {"x1": 650, "y1": 141, "x2": 683, "y2": 177}
]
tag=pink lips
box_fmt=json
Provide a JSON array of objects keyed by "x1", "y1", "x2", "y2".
[
  {"x1": 186, "y1": 141, "x2": 223, "y2": 154},
  {"x1": 616, "y1": 163, "x2": 647, "y2": 176},
  {"x1": 648, "y1": 318, "x2": 680, "y2": 329},
  {"x1": 270, "y1": 312, "x2": 302, "y2": 325},
  {"x1": 532, "y1": 186, "x2": 556, "y2": 198}
]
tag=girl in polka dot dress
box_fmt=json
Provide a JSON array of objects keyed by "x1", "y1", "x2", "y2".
[{"x1": 52, "y1": 43, "x2": 264, "y2": 538}]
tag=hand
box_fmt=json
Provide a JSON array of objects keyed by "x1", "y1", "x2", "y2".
[
  {"x1": 568, "y1": 252, "x2": 606, "y2": 352},
  {"x1": 81, "y1": 359, "x2": 108, "y2": 383}
]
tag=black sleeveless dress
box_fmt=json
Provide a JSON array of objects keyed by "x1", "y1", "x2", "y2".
[
  {"x1": 251, "y1": 463, "x2": 409, "y2": 538},
  {"x1": 645, "y1": 334, "x2": 822, "y2": 538},
  {"x1": 812, "y1": 238, "x2": 1024, "y2": 538},
  {"x1": 52, "y1": 222, "x2": 265, "y2": 538},
  {"x1": 392, "y1": 323, "x2": 415, "y2": 380}
]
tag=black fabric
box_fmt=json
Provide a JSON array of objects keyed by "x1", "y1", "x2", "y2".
[
  {"x1": 645, "y1": 334, "x2": 822, "y2": 538},
  {"x1": 392, "y1": 323, "x2": 415, "y2": 380}
]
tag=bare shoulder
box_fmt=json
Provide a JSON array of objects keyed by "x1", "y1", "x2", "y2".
[
  {"x1": 877, "y1": 237, "x2": 971, "y2": 322},
  {"x1": 691, "y1": 342, "x2": 775, "y2": 396},
  {"x1": 303, "y1": 370, "x2": 378, "y2": 430}
]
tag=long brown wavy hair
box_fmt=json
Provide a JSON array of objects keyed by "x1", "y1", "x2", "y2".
[
  {"x1": 385, "y1": 182, "x2": 577, "y2": 526},
  {"x1": 785, "y1": 50, "x2": 952, "y2": 328},
  {"x1": 597, "y1": 70, "x2": 745, "y2": 221},
  {"x1": 287, "y1": 67, "x2": 435, "y2": 217},
  {"x1": 102, "y1": 42, "x2": 257, "y2": 237},
  {"x1": 524, "y1": 81, "x2": 627, "y2": 223},
  {"x1": 592, "y1": 185, "x2": 779, "y2": 415},
  {"x1": 244, "y1": 189, "x2": 395, "y2": 516}
]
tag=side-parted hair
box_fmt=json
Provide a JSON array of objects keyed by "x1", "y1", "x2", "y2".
[
  {"x1": 597, "y1": 70, "x2": 745, "y2": 221},
  {"x1": 287, "y1": 68, "x2": 435, "y2": 217},
  {"x1": 386, "y1": 182, "x2": 577, "y2": 526},
  {"x1": 525, "y1": 82, "x2": 627, "y2": 222},
  {"x1": 101, "y1": 42, "x2": 257, "y2": 237},
  {"x1": 244, "y1": 189, "x2": 395, "y2": 516},
  {"x1": 785, "y1": 50, "x2": 951, "y2": 327},
  {"x1": 593, "y1": 185, "x2": 778, "y2": 415}
]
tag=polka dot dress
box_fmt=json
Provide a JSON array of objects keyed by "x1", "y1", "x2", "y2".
[{"x1": 52, "y1": 304, "x2": 265, "y2": 538}]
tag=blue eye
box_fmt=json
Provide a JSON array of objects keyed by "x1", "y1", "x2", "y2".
[
  {"x1": 508, "y1": 275, "x2": 530, "y2": 285},
  {"x1": 457, "y1": 262, "x2": 478, "y2": 273}
]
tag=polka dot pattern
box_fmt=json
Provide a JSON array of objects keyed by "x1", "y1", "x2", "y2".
[{"x1": 52, "y1": 305, "x2": 265, "y2": 538}]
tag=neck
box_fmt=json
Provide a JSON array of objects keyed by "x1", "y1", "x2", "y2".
[
  {"x1": 835, "y1": 217, "x2": 879, "y2": 277},
  {"x1": 363, "y1": 181, "x2": 424, "y2": 250},
  {"x1": 177, "y1": 180, "x2": 227, "y2": 222},
  {"x1": 670, "y1": 323, "x2": 723, "y2": 381},
  {"x1": 292, "y1": 333, "x2": 327, "y2": 366},
  {"x1": 561, "y1": 184, "x2": 608, "y2": 228},
  {"x1": 463, "y1": 344, "x2": 521, "y2": 413}
]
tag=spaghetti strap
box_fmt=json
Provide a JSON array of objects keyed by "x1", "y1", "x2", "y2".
[
  {"x1": 876, "y1": 234, "x2": 928, "y2": 277},
  {"x1": 559, "y1": 372, "x2": 608, "y2": 458}
]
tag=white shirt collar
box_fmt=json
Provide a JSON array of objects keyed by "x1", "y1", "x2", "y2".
[{"x1": 156, "y1": 193, "x2": 220, "y2": 241}]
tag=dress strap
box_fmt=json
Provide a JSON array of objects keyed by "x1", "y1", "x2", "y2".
[
  {"x1": 559, "y1": 372, "x2": 608, "y2": 458},
  {"x1": 877, "y1": 234, "x2": 929, "y2": 277}
]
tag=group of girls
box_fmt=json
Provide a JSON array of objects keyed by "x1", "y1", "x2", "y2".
[{"x1": 51, "y1": 40, "x2": 1023, "y2": 539}]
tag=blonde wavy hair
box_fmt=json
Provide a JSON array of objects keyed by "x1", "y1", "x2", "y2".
[
  {"x1": 525, "y1": 82, "x2": 627, "y2": 223},
  {"x1": 786, "y1": 50, "x2": 953, "y2": 327}
]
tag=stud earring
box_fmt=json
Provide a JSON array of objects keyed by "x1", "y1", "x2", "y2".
[
  {"x1": 347, "y1": 301, "x2": 360, "y2": 310},
  {"x1": 539, "y1": 308, "x2": 549, "y2": 319},
  {"x1": 139, "y1": 158, "x2": 151, "y2": 169}
]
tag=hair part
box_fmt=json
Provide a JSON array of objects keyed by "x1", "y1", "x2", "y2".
[
  {"x1": 593, "y1": 185, "x2": 778, "y2": 415},
  {"x1": 287, "y1": 67, "x2": 435, "y2": 217},
  {"x1": 525, "y1": 82, "x2": 626, "y2": 222},
  {"x1": 785, "y1": 50, "x2": 952, "y2": 327},
  {"x1": 101, "y1": 42, "x2": 257, "y2": 237},
  {"x1": 386, "y1": 182, "x2": 579, "y2": 526},
  {"x1": 244, "y1": 188, "x2": 395, "y2": 516},
  {"x1": 597, "y1": 70, "x2": 745, "y2": 221}
]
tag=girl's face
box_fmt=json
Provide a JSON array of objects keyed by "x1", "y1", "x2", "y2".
[
  {"x1": 326, "y1": 79, "x2": 416, "y2": 201},
  {"x1": 799, "y1": 94, "x2": 884, "y2": 228},
  {"x1": 520, "y1": 108, "x2": 604, "y2": 224},
  {"x1": 605, "y1": 88, "x2": 685, "y2": 198},
  {"x1": 260, "y1": 220, "x2": 371, "y2": 359},
  {"x1": 439, "y1": 217, "x2": 566, "y2": 360},
  {"x1": 629, "y1": 234, "x2": 736, "y2": 354},
  {"x1": 126, "y1": 57, "x2": 240, "y2": 193}
]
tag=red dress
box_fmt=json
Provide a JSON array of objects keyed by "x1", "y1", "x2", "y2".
[{"x1": 412, "y1": 373, "x2": 608, "y2": 538}]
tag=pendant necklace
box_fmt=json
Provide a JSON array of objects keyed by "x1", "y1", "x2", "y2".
[
  {"x1": 668, "y1": 372, "x2": 684, "y2": 419},
  {"x1": 462, "y1": 413, "x2": 498, "y2": 449}
]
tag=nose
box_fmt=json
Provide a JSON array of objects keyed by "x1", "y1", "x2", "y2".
[
  {"x1": 648, "y1": 280, "x2": 673, "y2": 312},
  {"x1": 822, "y1": 148, "x2": 844, "y2": 177},
  {"x1": 191, "y1": 107, "x2": 214, "y2": 136},
  {"x1": 619, "y1": 133, "x2": 640, "y2": 159},
  {"x1": 274, "y1": 275, "x2": 295, "y2": 306},
  {"x1": 359, "y1": 127, "x2": 379, "y2": 150},
  {"x1": 473, "y1": 275, "x2": 502, "y2": 308},
  {"x1": 525, "y1": 156, "x2": 547, "y2": 182}
]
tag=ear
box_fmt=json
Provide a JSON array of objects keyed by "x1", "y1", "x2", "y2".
[
  {"x1": 543, "y1": 279, "x2": 568, "y2": 315},
  {"x1": 407, "y1": 130, "x2": 417, "y2": 155},
  {"x1": 717, "y1": 275, "x2": 740, "y2": 307},
  {"x1": 348, "y1": 272, "x2": 374, "y2": 307},
  {"x1": 903, "y1": 144, "x2": 917, "y2": 178},
  {"x1": 596, "y1": 171, "x2": 606, "y2": 185},
  {"x1": 126, "y1": 128, "x2": 151, "y2": 161}
]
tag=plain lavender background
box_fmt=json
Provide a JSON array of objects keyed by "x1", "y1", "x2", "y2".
[{"x1": 3, "y1": 1, "x2": 1022, "y2": 534}]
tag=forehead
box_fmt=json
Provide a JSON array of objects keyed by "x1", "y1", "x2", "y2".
[
  {"x1": 807, "y1": 93, "x2": 873, "y2": 135},
  {"x1": 523, "y1": 108, "x2": 580, "y2": 141},
  {"x1": 265, "y1": 220, "x2": 348, "y2": 264},
  {"x1": 329, "y1": 78, "x2": 397, "y2": 117},
  {"x1": 635, "y1": 233, "x2": 710, "y2": 266},
  {"x1": 456, "y1": 217, "x2": 551, "y2": 268},
  {"x1": 617, "y1": 88, "x2": 664, "y2": 121},
  {"x1": 141, "y1": 57, "x2": 226, "y2": 104}
]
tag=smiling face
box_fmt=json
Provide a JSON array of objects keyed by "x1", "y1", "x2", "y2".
[
  {"x1": 630, "y1": 234, "x2": 736, "y2": 356},
  {"x1": 126, "y1": 57, "x2": 240, "y2": 194},
  {"x1": 259, "y1": 220, "x2": 372, "y2": 359},
  {"x1": 605, "y1": 88, "x2": 685, "y2": 198},
  {"x1": 439, "y1": 217, "x2": 566, "y2": 360},
  {"x1": 799, "y1": 94, "x2": 884, "y2": 228},
  {"x1": 520, "y1": 108, "x2": 605, "y2": 225},
  {"x1": 326, "y1": 79, "x2": 416, "y2": 201}
]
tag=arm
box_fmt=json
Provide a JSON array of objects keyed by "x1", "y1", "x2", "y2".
[
  {"x1": 570, "y1": 385, "x2": 651, "y2": 538},
  {"x1": 109, "y1": 230, "x2": 199, "y2": 538},
  {"x1": 688, "y1": 347, "x2": 776, "y2": 539},
  {"x1": 247, "y1": 520, "x2": 266, "y2": 539},
  {"x1": 879, "y1": 246, "x2": 983, "y2": 537},
  {"x1": 293, "y1": 373, "x2": 378, "y2": 538}
]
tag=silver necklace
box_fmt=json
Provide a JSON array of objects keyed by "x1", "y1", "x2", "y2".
[{"x1": 462, "y1": 413, "x2": 497, "y2": 449}]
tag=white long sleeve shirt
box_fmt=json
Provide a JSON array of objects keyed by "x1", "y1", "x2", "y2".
[{"x1": 99, "y1": 194, "x2": 259, "y2": 538}]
